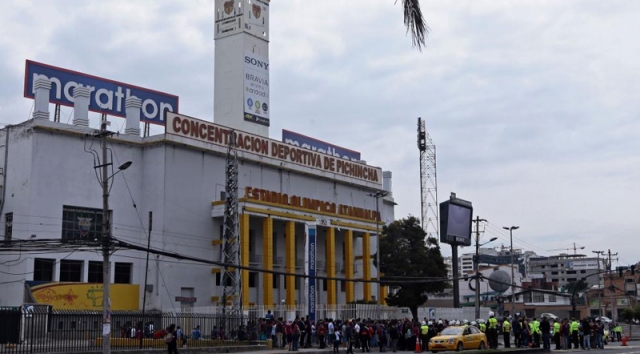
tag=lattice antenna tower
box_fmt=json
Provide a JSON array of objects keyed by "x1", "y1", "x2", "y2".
[
  {"x1": 221, "y1": 130, "x2": 242, "y2": 321},
  {"x1": 417, "y1": 117, "x2": 439, "y2": 241}
]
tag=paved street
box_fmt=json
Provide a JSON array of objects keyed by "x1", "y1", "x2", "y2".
[{"x1": 176, "y1": 341, "x2": 640, "y2": 354}]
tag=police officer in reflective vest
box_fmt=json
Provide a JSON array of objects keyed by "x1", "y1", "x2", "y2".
[
  {"x1": 487, "y1": 312, "x2": 499, "y2": 349},
  {"x1": 570, "y1": 318, "x2": 580, "y2": 349},
  {"x1": 502, "y1": 317, "x2": 511, "y2": 348},
  {"x1": 420, "y1": 321, "x2": 429, "y2": 352},
  {"x1": 532, "y1": 317, "x2": 541, "y2": 348},
  {"x1": 553, "y1": 320, "x2": 561, "y2": 350}
]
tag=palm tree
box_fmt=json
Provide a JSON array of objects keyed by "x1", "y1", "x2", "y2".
[{"x1": 400, "y1": 0, "x2": 428, "y2": 50}]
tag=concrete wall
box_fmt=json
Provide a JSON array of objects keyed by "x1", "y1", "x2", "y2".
[{"x1": 0, "y1": 120, "x2": 394, "y2": 310}]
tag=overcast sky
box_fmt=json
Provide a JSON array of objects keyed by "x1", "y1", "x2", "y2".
[{"x1": 1, "y1": 0, "x2": 639, "y2": 265}]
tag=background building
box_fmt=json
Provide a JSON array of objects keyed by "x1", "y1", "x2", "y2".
[{"x1": 0, "y1": 0, "x2": 395, "y2": 313}]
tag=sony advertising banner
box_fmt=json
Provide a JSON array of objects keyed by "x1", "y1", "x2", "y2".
[
  {"x1": 243, "y1": 52, "x2": 270, "y2": 126},
  {"x1": 307, "y1": 224, "x2": 317, "y2": 322},
  {"x1": 24, "y1": 60, "x2": 179, "y2": 125},
  {"x1": 282, "y1": 130, "x2": 362, "y2": 162}
]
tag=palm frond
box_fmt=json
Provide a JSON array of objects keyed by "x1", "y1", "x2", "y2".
[{"x1": 398, "y1": 0, "x2": 428, "y2": 50}]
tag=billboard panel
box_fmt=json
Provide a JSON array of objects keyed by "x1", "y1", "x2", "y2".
[
  {"x1": 26, "y1": 282, "x2": 139, "y2": 310},
  {"x1": 24, "y1": 60, "x2": 179, "y2": 125},
  {"x1": 282, "y1": 130, "x2": 362, "y2": 162},
  {"x1": 569, "y1": 260, "x2": 599, "y2": 270},
  {"x1": 243, "y1": 52, "x2": 270, "y2": 126},
  {"x1": 439, "y1": 198, "x2": 473, "y2": 246}
]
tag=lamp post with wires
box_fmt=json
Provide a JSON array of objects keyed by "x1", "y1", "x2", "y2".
[
  {"x1": 474, "y1": 216, "x2": 496, "y2": 319},
  {"x1": 90, "y1": 118, "x2": 132, "y2": 354},
  {"x1": 369, "y1": 190, "x2": 389, "y2": 317},
  {"x1": 503, "y1": 226, "x2": 519, "y2": 316}
]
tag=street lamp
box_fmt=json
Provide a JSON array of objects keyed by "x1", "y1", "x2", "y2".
[
  {"x1": 592, "y1": 250, "x2": 605, "y2": 318},
  {"x1": 368, "y1": 190, "x2": 389, "y2": 317},
  {"x1": 503, "y1": 226, "x2": 519, "y2": 316},
  {"x1": 474, "y1": 228, "x2": 497, "y2": 319},
  {"x1": 97, "y1": 150, "x2": 132, "y2": 354}
]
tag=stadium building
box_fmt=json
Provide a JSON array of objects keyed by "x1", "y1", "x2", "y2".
[{"x1": 0, "y1": 0, "x2": 395, "y2": 317}]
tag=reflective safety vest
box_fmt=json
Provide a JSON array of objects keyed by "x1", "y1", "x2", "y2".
[
  {"x1": 553, "y1": 322, "x2": 560, "y2": 334},
  {"x1": 479, "y1": 323, "x2": 486, "y2": 332},
  {"x1": 503, "y1": 321, "x2": 511, "y2": 332},
  {"x1": 421, "y1": 325, "x2": 428, "y2": 335},
  {"x1": 488, "y1": 318, "x2": 498, "y2": 329},
  {"x1": 533, "y1": 320, "x2": 541, "y2": 334},
  {"x1": 570, "y1": 321, "x2": 580, "y2": 334},
  {"x1": 614, "y1": 326, "x2": 622, "y2": 333}
]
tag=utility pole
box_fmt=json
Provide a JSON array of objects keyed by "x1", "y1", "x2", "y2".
[
  {"x1": 474, "y1": 217, "x2": 486, "y2": 320},
  {"x1": 88, "y1": 114, "x2": 132, "y2": 354},
  {"x1": 140, "y1": 211, "x2": 152, "y2": 349},
  {"x1": 369, "y1": 190, "x2": 389, "y2": 319},
  {"x1": 98, "y1": 116, "x2": 114, "y2": 354},
  {"x1": 593, "y1": 250, "x2": 605, "y2": 318},
  {"x1": 100, "y1": 117, "x2": 112, "y2": 354},
  {"x1": 607, "y1": 249, "x2": 619, "y2": 321},
  {"x1": 503, "y1": 226, "x2": 519, "y2": 316}
]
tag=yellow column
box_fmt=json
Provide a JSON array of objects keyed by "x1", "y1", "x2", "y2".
[
  {"x1": 326, "y1": 227, "x2": 336, "y2": 305},
  {"x1": 345, "y1": 229, "x2": 354, "y2": 303},
  {"x1": 262, "y1": 217, "x2": 273, "y2": 308},
  {"x1": 362, "y1": 232, "x2": 371, "y2": 301},
  {"x1": 240, "y1": 213, "x2": 250, "y2": 308},
  {"x1": 379, "y1": 282, "x2": 388, "y2": 305},
  {"x1": 285, "y1": 221, "x2": 296, "y2": 306}
]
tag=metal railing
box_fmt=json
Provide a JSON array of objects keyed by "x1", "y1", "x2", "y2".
[{"x1": 0, "y1": 306, "x2": 262, "y2": 353}]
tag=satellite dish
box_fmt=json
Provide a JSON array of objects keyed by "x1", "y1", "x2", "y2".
[{"x1": 488, "y1": 270, "x2": 511, "y2": 293}]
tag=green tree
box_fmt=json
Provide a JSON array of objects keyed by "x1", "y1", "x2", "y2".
[
  {"x1": 399, "y1": 0, "x2": 428, "y2": 50},
  {"x1": 374, "y1": 216, "x2": 448, "y2": 319},
  {"x1": 566, "y1": 279, "x2": 589, "y2": 311}
]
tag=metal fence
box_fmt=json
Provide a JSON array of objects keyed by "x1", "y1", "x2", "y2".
[
  {"x1": 177, "y1": 304, "x2": 493, "y2": 322},
  {"x1": 0, "y1": 306, "x2": 260, "y2": 354}
]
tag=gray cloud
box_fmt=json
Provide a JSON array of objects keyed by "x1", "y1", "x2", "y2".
[{"x1": 1, "y1": 0, "x2": 639, "y2": 264}]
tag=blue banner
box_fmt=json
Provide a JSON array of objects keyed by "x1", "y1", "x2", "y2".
[
  {"x1": 307, "y1": 226, "x2": 316, "y2": 322},
  {"x1": 282, "y1": 130, "x2": 361, "y2": 162},
  {"x1": 24, "y1": 60, "x2": 179, "y2": 125}
]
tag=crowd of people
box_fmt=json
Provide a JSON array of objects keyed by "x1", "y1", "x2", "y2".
[{"x1": 254, "y1": 310, "x2": 627, "y2": 353}]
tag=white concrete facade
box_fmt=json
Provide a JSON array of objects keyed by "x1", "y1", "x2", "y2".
[{"x1": 0, "y1": 117, "x2": 394, "y2": 310}]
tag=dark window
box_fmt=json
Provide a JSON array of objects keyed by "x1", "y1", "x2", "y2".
[
  {"x1": 533, "y1": 292, "x2": 544, "y2": 302},
  {"x1": 273, "y1": 274, "x2": 279, "y2": 289},
  {"x1": 340, "y1": 279, "x2": 346, "y2": 292},
  {"x1": 295, "y1": 276, "x2": 300, "y2": 290},
  {"x1": 88, "y1": 261, "x2": 103, "y2": 283},
  {"x1": 59, "y1": 260, "x2": 83, "y2": 282},
  {"x1": 322, "y1": 279, "x2": 327, "y2": 291},
  {"x1": 567, "y1": 278, "x2": 577, "y2": 282},
  {"x1": 33, "y1": 258, "x2": 55, "y2": 281},
  {"x1": 114, "y1": 263, "x2": 132, "y2": 284},
  {"x1": 4, "y1": 213, "x2": 13, "y2": 242},
  {"x1": 249, "y1": 272, "x2": 257, "y2": 288},
  {"x1": 580, "y1": 270, "x2": 586, "y2": 274},
  {"x1": 626, "y1": 278, "x2": 634, "y2": 283},
  {"x1": 551, "y1": 272, "x2": 558, "y2": 275},
  {"x1": 216, "y1": 273, "x2": 221, "y2": 286},
  {"x1": 567, "y1": 271, "x2": 576, "y2": 275},
  {"x1": 62, "y1": 206, "x2": 107, "y2": 242}
]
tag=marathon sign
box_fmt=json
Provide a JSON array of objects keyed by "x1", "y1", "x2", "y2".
[
  {"x1": 282, "y1": 130, "x2": 361, "y2": 162},
  {"x1": 24, "y1": 60, "x2": 179, "y2": 125},
  {"x1": 166, "y1": 113, "x2": 382, "y2": 187},
  {"x1": 307, "y1": 226, "x2": 317, "y2": 322}
]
